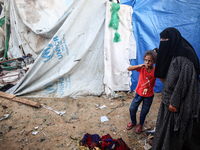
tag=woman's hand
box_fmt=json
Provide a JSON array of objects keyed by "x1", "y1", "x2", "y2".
[{"x1": 169, "y1": 104, "x2": 177, "y2": 112}]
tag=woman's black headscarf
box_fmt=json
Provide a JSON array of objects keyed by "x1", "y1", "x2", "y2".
[{"x1": 154, "y1": 27, "x2": 200, "y2": 79}]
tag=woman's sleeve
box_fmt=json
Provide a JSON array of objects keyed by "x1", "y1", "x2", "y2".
[{"x1": 164, "y1": 57, "x2": 193, "y2": 109}]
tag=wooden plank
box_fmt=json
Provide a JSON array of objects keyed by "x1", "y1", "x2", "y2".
[
  {"x1": 20, "y1": 45, "x2": 24, "y2": 56},
  {"x1": 12, "y1": 97, "x2": 41, "y2": 108},
  {"x1": 0, "y1": 91, "x2": 16, "y2": 99},
  {"x1": 0, "y1": 91, "x2": 41, "y2": 108}
]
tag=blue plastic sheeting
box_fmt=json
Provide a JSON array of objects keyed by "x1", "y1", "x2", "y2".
[{"x1": 121, "y1": 0, "x2": 200, "y2": 93}]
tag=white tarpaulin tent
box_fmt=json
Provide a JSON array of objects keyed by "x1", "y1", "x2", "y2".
[
  {"x1": 6, "y1": 0, "x2": 136, "y2": 98},
  {"x1": 104, "y1": 1, "x2": 136, "y2": 96}
]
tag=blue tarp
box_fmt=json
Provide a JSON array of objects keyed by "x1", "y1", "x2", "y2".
[{"x1": 121, "y1": 0, "x2": 200, "y2": 93}]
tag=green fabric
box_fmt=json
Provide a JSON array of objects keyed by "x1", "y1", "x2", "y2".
[
  {"x1": 114, "y1": 32, "x2": 121, "y2": 42},
  {"x1": 0, "y1": 17, "x2": 5, "y2": 27},
  {"x1": 4, "y1": 24, "x2": 10, "y2": 59},
  {"x1": 109, "y1": 2, "x2": 121, "y2": 42},
  {"x1": 6, "y1": 66, "x2": 12, "y2": 71},
  {"x1": 109, "y1": 2, "x2": 120, "y2": 30},
  {"x1": 1, "y1": 64, "x2": 13, "y2": 71}
]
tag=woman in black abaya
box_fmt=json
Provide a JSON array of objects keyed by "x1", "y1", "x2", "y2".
[{"x1": 152, "y1": 27, "x2": 200, "y2": 150}]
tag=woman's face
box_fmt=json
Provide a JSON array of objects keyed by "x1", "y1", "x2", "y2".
[{"x1": 161, "y1": 38, "x2": 169, "y2": 41}]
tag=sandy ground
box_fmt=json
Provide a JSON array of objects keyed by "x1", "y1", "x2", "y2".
[{"x1": 0, "y1": 92, "x2": 162, "y2": 150}]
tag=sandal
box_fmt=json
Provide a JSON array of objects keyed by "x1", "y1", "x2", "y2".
[
  {"x1": 126, "y1": 123, "x2": 136, "y2": 130},
  {"x1": 135, "y1": 124, "x2": 143, "y2": 134}
]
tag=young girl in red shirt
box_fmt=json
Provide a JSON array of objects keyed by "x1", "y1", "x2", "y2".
[{"x1": 126, "y1": 49, "x2": 159, "y2": 134}]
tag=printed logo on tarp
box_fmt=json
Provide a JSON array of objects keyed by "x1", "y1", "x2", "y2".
[
  {"x1": 44, "y1": 75, "x2": 71, "y2": 95},
  {"x1": 62, "y1": 34, "x2": 69, "y2": 55},
  {"x1": 42, "y1": 44, "x2": 54, "y2": 62},
  {"x1": 42, "y1": 34, "x2": 69, "y2": 62},
  {"x1": 44, "y1": 81, "x2": 58, "y2": 94}
]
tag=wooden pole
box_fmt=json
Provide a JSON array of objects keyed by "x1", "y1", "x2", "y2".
[
  {"x1": 20, "y1": 45, "x2": 24, "y2": 56},
  {"x1": 0, "y1": 58, "x2": 19, "y2": 64},
  {"x1": 0, "y1": 91, "x2": 41, "y2": 108}
]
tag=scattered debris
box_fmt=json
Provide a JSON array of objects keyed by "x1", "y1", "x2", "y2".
[
  {"x1": 95, "y1": 103, "x2": 100, "y2": 109},
  {"x1": 77, "y1": 102, "x2": 84, "y2": 108},
  {"x1": 0, "y1": 91, "x2": 162, "y2": 149},
  {"x1": 142, "y1": 123, "x2": 151, "y2": 131},
  {"x1": 145, "y1": 127, "x2": 156, "y2": 133},
  {"x1": 143, "y1": 139, "x2": 152, "y2": 150},
  {"x1": 0, "y1": 111, "x2": 13, "y2": 121},
  {"x1": 106, "y1": 102, "x2": 124, "y2": 116},
  {"x1": 32, "y1": 131, "x2": 39, "y2": 135},
  {"x1": 1, "y1": 105, "x2": 8, "y2": 109},
  {"x1": 42, "y1": 132, "x2": 48, "y2": 138},
  {"x1": 41, "y1": 104, "x2": 66, "y2": 116},
  {"x1": 8, "y1": 126, "x2": 12, "y2": 132},
  {"x1": 99, "y1": 105, "x2": 106, "y2": 109},
  {"x1": 101, "y1": 116, "x2": 109, "y2": 122},
  {"x1": 25, "y1": 130, "x2": 33, "y2": 136},
  {"x1": 69, "y1": 135, "x2": 78, "y2": 140},
  {"x1": 66, "y1": 116, "x2": 79, "y2": 123},
  {"x1": 110, "y1": 125, "x2": 117, "y2": 132}
]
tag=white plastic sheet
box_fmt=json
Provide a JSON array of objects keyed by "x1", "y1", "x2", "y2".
[
  {"x1": 104, "y1": 1, "x2": 136, "y2": 96},
  {"x1": 8, "y1": 0, "x2": 136, "y2": 98},
  {"x1": 12, "y1": 0, "x2": 106, "y2": 97}
]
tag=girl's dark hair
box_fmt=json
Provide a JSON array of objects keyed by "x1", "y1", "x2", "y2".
[{"x1": 144, "y1": 48, "x2": 158, "y2": 62}]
